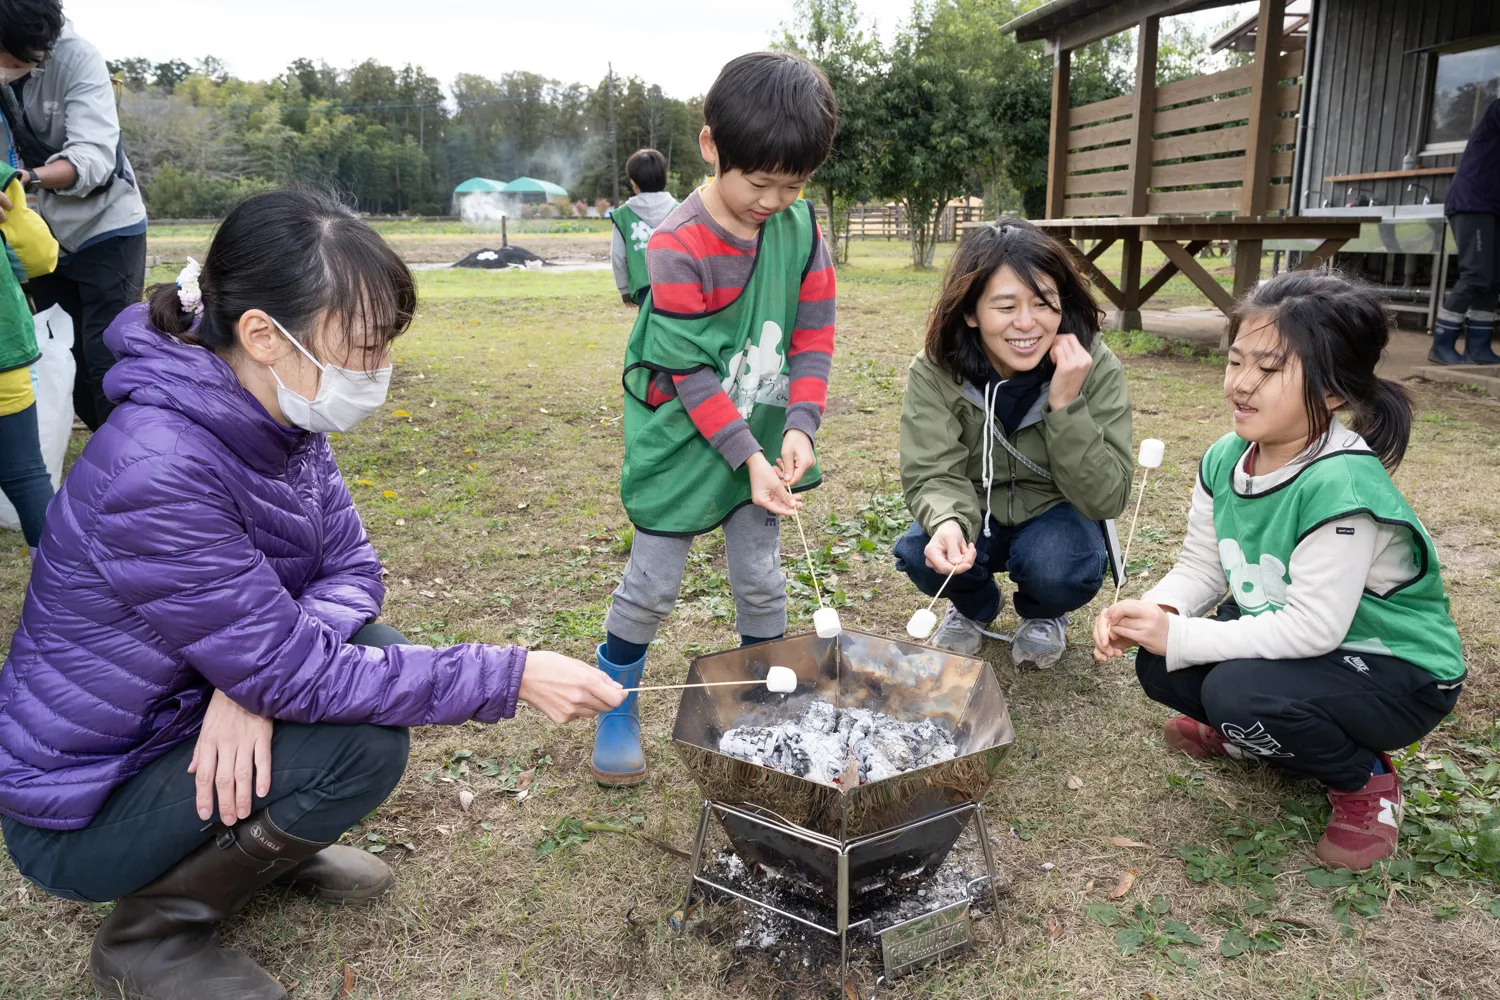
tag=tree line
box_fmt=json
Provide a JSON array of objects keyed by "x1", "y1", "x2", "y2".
[
  {"x1": 110, "y1": 0, "x2": 1236, "y2": 267},
  {"x1": 109, "y1": 55, "x2": 706, "y2": 219}
]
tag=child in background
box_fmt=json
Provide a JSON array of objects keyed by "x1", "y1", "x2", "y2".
[
  {"x1": 1095, "y1": 271, "x2": 1465, "y2": 871},
  {"x1": 594, "y1": 52, "x2": 838, "y2": 785},
  {"x1": 610, "y1": 149, "x2": 678, "y2": 306}
]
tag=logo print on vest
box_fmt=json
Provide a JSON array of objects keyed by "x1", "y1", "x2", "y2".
[
  {"x1": 722, "y1": 320, "x2": 790, "y2": 418},
  {"x1": 1218, "y1": 720, "x2": 1294, "y2": 757},
  {"x1": 629, "y1": 219, "x2": 652, "y2": 251},
  {"x1": 1219, "y1": 538, "x2": 1289, "y2": 613}
]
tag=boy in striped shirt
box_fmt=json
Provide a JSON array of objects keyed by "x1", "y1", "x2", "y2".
[{"x1": 593, "y1": 52, "x2": 839, "y2": 785}]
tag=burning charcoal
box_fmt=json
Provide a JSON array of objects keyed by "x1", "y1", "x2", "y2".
[
  {"x1": 800, "y1": 701, "x2": 838, "y2": 735},
  {"x1": 719, "y1": 726, "x2": 784, "y2": 765},
  {"x1": 772, "y1": 732, "x2": 814, "y2": 777},
  {"x1": 717, "y1": 702, "x2": 960, "y2": 786}
]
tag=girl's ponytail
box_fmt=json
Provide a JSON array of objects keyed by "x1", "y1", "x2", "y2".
[
  {"x1": 146, "y1": 282, "x2": 199, "y2": 341},
  {"x1": 1350, "y1": 376, "x2": 1412, "y2": 471}
]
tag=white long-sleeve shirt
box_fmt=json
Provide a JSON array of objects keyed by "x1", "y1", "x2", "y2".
[{"x1": 1142, "y1": 420, "x2": 1419, "y2": 671}]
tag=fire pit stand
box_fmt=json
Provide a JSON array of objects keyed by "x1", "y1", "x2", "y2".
[
  {"x1": 668, "y1": 629, "x2": 1017, "y2": 986},
  {"x1": 682, "y1": 798, "x2": 1003, "y2": 983}
]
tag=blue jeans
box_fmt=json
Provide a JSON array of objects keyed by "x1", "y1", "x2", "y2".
[
  {"x1": 0, "y1": 402, "x2": 54, "y2": 548},
  {"x1": 892, "y1": 502, "x2": 1107, "y2": 623}
]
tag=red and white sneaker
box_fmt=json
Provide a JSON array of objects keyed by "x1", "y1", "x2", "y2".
[
  {"x1": 1316, "y1": 754, "x2": 1403, "y2": 871},
  {"x1": 1162, "y1": 715, "x2": 1237, "y2": 759}
]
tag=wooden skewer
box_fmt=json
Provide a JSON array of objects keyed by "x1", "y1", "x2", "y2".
[
  {"x1": 621, "y1": 679, "x2": 771, "y2": 694},
  {"x1": 1112, "y1": 467, "x2": 1152, "y2": 604},
  {"x1": 926, "y1": 564, "x2": 960, "y2": 613},
  {"x1": 789, "y1": 506, "x2": 825, "y2": 608}
]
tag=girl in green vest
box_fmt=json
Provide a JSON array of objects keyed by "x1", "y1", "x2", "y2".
[{"x1": 1095, "y1": 270, "x2": 1465, "y2": 871}]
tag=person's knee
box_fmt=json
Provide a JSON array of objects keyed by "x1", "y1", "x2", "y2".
[
  {"x1": 1011, "y1": 541, "x2": 1105, "y2": 612},
  {"x1": 346, "y1": 725, "x2": 411, "y2": 795},
  {"x1": 892, "y1": 523, "x2": 935, "y2": 579},
  {"x1": 1134, "y1": 649, "x2": 1171, "y2": 701},
  {"x1": 1200, "y1": 660, "x2": 1283, "y2": 733},
  {"x1": 351, "y1": 622, "x2": 410, "y2": 648}
]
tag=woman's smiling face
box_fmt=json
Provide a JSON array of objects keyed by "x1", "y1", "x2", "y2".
[{"x1": 965, "y1": 265, "x2": 1062, "y2": 378}]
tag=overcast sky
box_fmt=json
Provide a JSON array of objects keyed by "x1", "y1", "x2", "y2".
[{"x1": 62, "y1": 0, "x2": 922, "y2": 98}]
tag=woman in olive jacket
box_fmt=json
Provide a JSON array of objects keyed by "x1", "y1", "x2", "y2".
[{"x1": 896, "y1": 219, "x2": 1132, "y2": 668}]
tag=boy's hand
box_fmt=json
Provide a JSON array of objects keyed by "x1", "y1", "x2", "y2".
[
  {"x1": 923, "y1": 520, "x2": 976, "y2": 575},
  {"x1": 1104, "y1": 600, "x2": 1172, "y2": 657},
  {"x1": 1047, "y1": 333, "x2": 1093, "y2": 410},
  {"x1": 748, "y1": 452, "x2": 802, "y2": 516},
  {"x1": 776, "y1": 429, "x2": 815, "y2": 488}
]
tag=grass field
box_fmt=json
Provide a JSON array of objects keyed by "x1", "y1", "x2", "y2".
[{"x1": 0, "y1": 234, "x2": 1498, "y2": 998}]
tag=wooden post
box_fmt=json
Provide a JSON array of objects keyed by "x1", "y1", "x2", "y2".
[
  {"x1": 1126, "y1": 16, "x2": 1159, "y2": 218},
  {"x1": 1045, "y1": 47, "x2": 1071, "y2": 220},
  {"x1": 1240, "y1": 0, "x2": 1287, "y2": 217},
  {"x1": 1118, "y1": 239, "x2": 1144, "y2": 331}
]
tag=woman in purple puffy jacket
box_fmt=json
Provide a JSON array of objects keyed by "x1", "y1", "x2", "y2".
[{"x1": 0, "y1": 187, "x2": 625, "y2": 1000}]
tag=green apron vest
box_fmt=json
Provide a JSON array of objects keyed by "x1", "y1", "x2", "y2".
[
  {"x1": 611, "y1": 204, "x2": 652, "y2": 301},
  {"x1": 1200, "y1": 432, "x2": 1464, "y2": 682},
  {"x1": 620, "y1": 199, "x2": 821, "y2": 536},
  {"x1": 0, "y1": 167, "x2": 39, "y2": 374}
]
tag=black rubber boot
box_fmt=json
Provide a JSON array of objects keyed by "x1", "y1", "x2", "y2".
[
  {"x1": 90, "y1": 809, "x2": 328, "y2": 1000},
  {"x1": 1428, "y1": 323, "x2": 1466, "y2": 365},
  {"x1": 1463, "y1": 322, "x2": 1500, "y2": 365}
]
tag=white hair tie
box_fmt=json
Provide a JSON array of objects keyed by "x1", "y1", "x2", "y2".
[{"x1": 175, "y1": 258, "x2": 204, "y2": 317}]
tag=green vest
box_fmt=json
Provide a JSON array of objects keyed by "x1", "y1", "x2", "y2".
[
  {"x1": 620, "y1": 199, "x2": 821, "y2": 535},
  {"x1": 611, "y1": 204, "x2": 652, "y2": 301},
  {"x1": 0, "y1": 166, "x2": 39, "y2": 374},
  {"x1": 1200, "y1": 432, "x2": 1464, "y2": 681}
]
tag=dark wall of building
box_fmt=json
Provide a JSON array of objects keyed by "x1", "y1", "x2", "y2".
[{"x1": 1301, "y1": 0, "x2": 1499, "y2": 212}]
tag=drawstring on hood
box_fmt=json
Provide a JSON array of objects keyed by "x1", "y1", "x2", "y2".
[{"x1": 980, "y1": 379, "x2": 1000, "y2": 538}]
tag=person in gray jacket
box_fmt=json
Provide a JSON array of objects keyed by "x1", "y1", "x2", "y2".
[
  {"x1": 610, "y1": 149, "x2": 677, "y2": 305},
  {"x1": 0, "y1": 2, "x2": 147, "y2": 430}
]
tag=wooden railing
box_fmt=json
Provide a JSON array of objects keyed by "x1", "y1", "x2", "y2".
[
  {"x1": 815, "y1": 203, "x2": 987, "y2": 241},
  {"x1": 1060, "y1": 50, "x2": 1304, "y2": 218}
]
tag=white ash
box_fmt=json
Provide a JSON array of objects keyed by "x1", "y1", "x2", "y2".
[{"x1": 718, "y1": 702, "x2": 957, "y2": 784}]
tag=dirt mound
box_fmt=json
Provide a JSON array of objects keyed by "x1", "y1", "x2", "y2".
[{"x1": 456, "y1": 246, "x2": 545, "y2": 269}]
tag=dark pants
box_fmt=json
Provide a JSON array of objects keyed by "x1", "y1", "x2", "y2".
[
  {"x1": 29, "y1": 232, "x2": 148, "y2": 431},
  {"x1": 0, "y1": 623, "x2": 412, "y2": 903},
  {"x1": 0, "y1": 402, "x2": 53, "y2": 546},
  {"x1": 1135, "y1": 603, "x2": 1461, "y2": 791},
  {"x1": 1443, "y1": 212, "x2": 1499, "y2": 317},
  {"x1": 892, "y1": 502, "x2": 1107, "y2": 623}
]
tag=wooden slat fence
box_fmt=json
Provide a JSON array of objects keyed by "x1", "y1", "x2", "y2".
[
  {"x1": 815, "y1": 203, "x2": 987, "y2": 242},
  {"x1": 1061, "y1": 50, "x2": 1304, "y2": 218}
]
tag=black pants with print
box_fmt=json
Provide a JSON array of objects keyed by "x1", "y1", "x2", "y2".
[{"x1": 1135, "y1": 603, "x2": 1461, "y2": 790}]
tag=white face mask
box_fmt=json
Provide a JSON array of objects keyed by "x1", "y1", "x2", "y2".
[{"x1": 265, "y1": 316, "x2": 392, "y2": 433}]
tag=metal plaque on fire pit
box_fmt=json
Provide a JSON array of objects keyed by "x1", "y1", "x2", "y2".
[{"x1": 878, "y1": 898, "x2": 972, "y2": 977}]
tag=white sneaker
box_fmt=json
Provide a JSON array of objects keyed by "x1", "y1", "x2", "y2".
[{"x1": 1011, "y1": 615, "x2": 1069, "y2": 670}]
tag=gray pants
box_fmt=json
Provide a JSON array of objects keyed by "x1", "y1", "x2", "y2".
[{"x1": 607, "y1": 504, "x2": 786, "y2": 643}]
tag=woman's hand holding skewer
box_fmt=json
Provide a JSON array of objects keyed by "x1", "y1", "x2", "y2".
[
  {"x1": 519, "y1": 651, "x2": 626, "y2": 723},
  {"x1": 924, "y1": 520, "x2": 976, "y2": 576}
]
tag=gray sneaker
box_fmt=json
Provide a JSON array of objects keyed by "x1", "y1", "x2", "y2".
[
  {"x1": 928, "y1": 604, "x2": 1012, "y2": 657},
  {"x1": 1011, "y1": 615, "x2": 1069, "y2": 670}
]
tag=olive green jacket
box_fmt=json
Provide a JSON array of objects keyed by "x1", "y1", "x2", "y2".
[{"x1": 899, "y1": 338, "x2": 1133, "y2": 539}]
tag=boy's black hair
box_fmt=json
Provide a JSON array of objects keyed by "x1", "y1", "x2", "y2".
[
  {"x1": 1229, "y1": 270, "x2": 1412, "y2": 470},
  {"x1": 626, "y1": 148, "x2": 668, "y2": 193},
  {"x1": 703, "y1": 52, "x2": 837, "y2": 178},
  {"x1": 147, "y1": 185, "x2": 416, "y2": 362},
  {"x1": 925, "y1": 218, "x2": 1102, "y2": 386},
  {"x1": 0, "y1": 0, "x2": 63, "y2": 63}
]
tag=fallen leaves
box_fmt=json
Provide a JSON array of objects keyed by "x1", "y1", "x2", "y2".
[
  {"x1": 1044, "y1": 914, "x2": 1062, "y2": 940},
  {"x1": 1066, "y1": 775, "x2": 1085, "y2": 791},
  {"x1": 382, "y1": 490, "x2": 396, "y2": 498},
  {"x1": 392, "y1": 409, "x2": 411, "y2": 418},
  {"x1": 458, "y1": 790, "x2": 475, "y2": 812},
  {"x1": 1107, "y1": 837, "x2": 1151, "y2": 849},
  {"x1": 338, "y1": 961, "x2": 355, "y2": 997},
  {"x1": 1109, "y1": 870, "x2": 1139, "y2": 900},
  {"x1": 354, "y1": 479, "x2": 375, "y2": 487}
]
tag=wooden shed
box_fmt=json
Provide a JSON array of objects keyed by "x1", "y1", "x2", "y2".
[{"x1": 1000, "y1": 0, "x2": 1499, "y2": 340}]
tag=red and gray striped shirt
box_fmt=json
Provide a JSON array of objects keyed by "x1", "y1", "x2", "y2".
[{"x1": 644, "y1": 189, "x2": 835, "y2": 469}]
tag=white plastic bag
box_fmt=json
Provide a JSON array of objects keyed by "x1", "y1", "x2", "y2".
[{"x1": 0, "y1": 305, "x2": 76, "y2": 531}]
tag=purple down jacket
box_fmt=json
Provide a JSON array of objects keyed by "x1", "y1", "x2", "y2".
[{"x1": 0, "y1": 304, "x2": 526, "y2": 831}]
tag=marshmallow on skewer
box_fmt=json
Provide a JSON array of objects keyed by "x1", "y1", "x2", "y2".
[
  {"x1": 1137, "y1": 438, "x2": 1165, "y2": 468},
  {"x1": 813, "y1": 606, "x2": 843, "y2": 638},
  {"x1": 907, "y1": 607, "x2": 938, "y2": 640},
  {"x1": 765, "y1": 665, "x2": 798, "y2": 693}
]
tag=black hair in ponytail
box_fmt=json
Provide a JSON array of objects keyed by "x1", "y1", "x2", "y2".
[
  {"x1": 147, "y1": 185, "x2": 416, "y2": 361},
  {"x1": 1228, "y1": 270, "x2": 1412, "y2": 470}
]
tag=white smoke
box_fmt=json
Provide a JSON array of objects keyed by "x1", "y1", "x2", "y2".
[{"x1": 456, "y1": 191, "x2": 525, "y2": 226}]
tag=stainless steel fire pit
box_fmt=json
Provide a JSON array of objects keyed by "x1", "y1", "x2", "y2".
[{"x1": 672, "y1": 629, "x2": 1016, "y2": 981}]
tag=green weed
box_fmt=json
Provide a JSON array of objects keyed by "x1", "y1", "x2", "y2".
[{"x1": 1085, "y1": 895, "x2": 1205, "y2": 968}]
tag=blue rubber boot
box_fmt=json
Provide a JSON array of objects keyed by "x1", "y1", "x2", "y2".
[
  {"x1": 591, "y1": 643, "x2": 646, "y2": 786},
  {"x1": 1464, "y1": 312, "x2": 1500, "y2": 365},
  {"x1": 1429, "y1": 314, "x2": 1466, "y2": 365}
]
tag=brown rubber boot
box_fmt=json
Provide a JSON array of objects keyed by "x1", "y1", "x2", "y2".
[
  {"x1": 90, "y1": 809, "x2": 327, "y2": 1000},
  {"x1": 279, "y1": 845, "x2": 394, "y2": 905}
]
